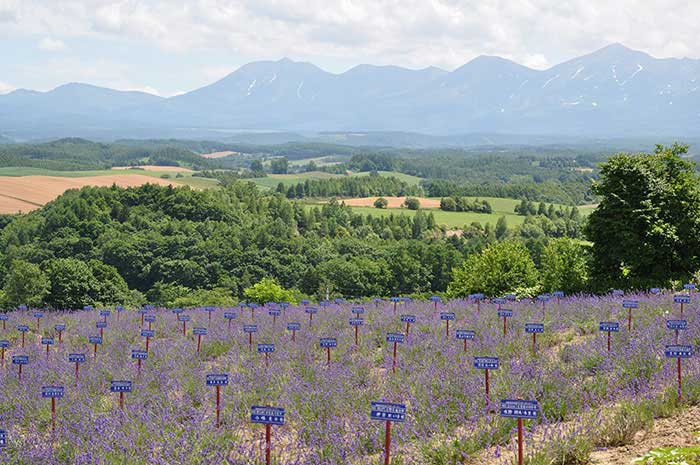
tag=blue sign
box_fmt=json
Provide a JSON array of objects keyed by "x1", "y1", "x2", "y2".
[
  {"x1": 386, "y1": 333, "x2": 405, "y2": 343},
  {"x1": 470, "y1": 293, "x2": 484, "y2": 300},
  {"x1": 474, "y1": 356, "x2": 499, "y2": 369},
  {"x1": 320, "y1": 338, "x2": 337, "y2": 348},
  {"x1": 370, "y1": 402, "x2": 406, "y2": 422},
  {"x1": 100, "y1": 310, "x2": 111, "y2": 317},
  {"x1": 537, "y1": 295, "x2": 550, "y2": 302},
  {"x1": 320, "y1": 301, "x2": 331, "y2": 307},
  {"x1": 500, "y1": 399, "x2": 539, "y2": 419},
  {"x1": 525, "y1": 323, "x2": 544, "y2": 334},
  {"x1": 599, "y1": 322, "x2": 620, "y2": 332},
  {"x1": 193, "y1": 327, "x2": 207, "y2": 336},
  {"x1": 400, "y1": 315, "x2": 416, "y2": 323},
  {"x1": 430, "y1": 296, "x2": 442, "y2": 302},
  {"x1": 612, "y1": 289, "x2": 624, "y2": 296},
  {"x1": 373, "y1": 298, "x2": 382, "y2": 303},
  {"x1": 505, "y1": 293, "x2": 517, "y2": 301},
  {"x1": 300, "y1": 299, "x2": 310, "y2": 305},
  {"x1": 96, "y1": 321, "x2": 107, "y2": 329},
  {"x1": 349, "y1": 318, "x2": 364, "y2": 326},
  {"x1": 131, "y1": 349, "x2": 148, "y2": 360},
  {"x1": 390, "y1": 297, "x2": 401, "y2": 303},
  {"x1": 18, "y1": 304, "x2": 27, "y2": 311},
  {"x1": 243, "y1": 325, "x2": 257, "y2": 333},
  {"x1": 224, "y1": 312, "x2": 237, "y2": 320},
  {"x1": 68, "y1": 353, "x2": 86, "y2": 363},
  {"x1": 0, "y1": 429, "x2": 6, "y2": 448},
  {"x1": 352, "y1": 306, "x2": 365, "y2": 315},
  {"x1": 110, "y1": 381, "x2": 132, "y2": 393},
  {"x1": 257, "y1": 343, "x2": 275, "y2": 353},
  {"x1": 667, "y1": 320, "x2": 688, "y2": 330},
  {"x1": 177, "y1": 315, "x2": 191, "y2": 322},
  {"x1": 280, "y1": 302, "x2": 289, "y2": 309},
  {"x1": 144, "y1": 315, "x2": 156, "y2": 323},
  {"x1": 41, "y1": 386, "x2": 65, "y2": 398},
  {"x1": 497, "y1": 309, "x2": 513, "y2": 318},
  {"x1": 622, "y1": 300, "x2": 639, "y2": 309},
  {"x1": 456, "y1": 329, "x2": 475, "y2": 340},
  {"x1": 83, "y1": 305, "x2": 93, "y2": 311},
  {"x1": 12, "y1": 355, "x2": 28, "y2": 365},
  {"x1": 172, "y1": 308, "x2": 184, "y2": 314},
  {"x1": 137, "y1": 309, "x2": 148, "y2": 315},
  {"x1": 0, "y1": 340, "x2": 8, "y2": 348},
  {"x1": 552, "y1": 291, "x2": 565, "y2": 298},
  {"x1": 33, "y1": 312, "x2": 44, "y2": 319},
  {"x1": 650, "y1": 288, "x2": 661, "y2": 294},
  {"x1": 335, "y1": 298, "x2": 345, "y2": 304},
  {"x1": 0, "y1": 315, "x2": 8, "y2": 321},
  {"x1": 16, "y1": 325, "x2": 28, "y2": 332},
  {"x1": 55, "y1": 324, "x2": 66, "y2": 331},
  {"x1": 251, "y1": 406, "x2": 285, "y2": 425},
  {"x1": 268, "y1": 309, "x2": 281, "y2": 317},
  {"x1": 665, "y1": 345, "x2": 693, "y2": 358},
  {"x1": 41, "y1": 337, "x2": 54, "y2": 345},
  {"x1": 440, "y1": 312, "x2": 455, "y2": 321},
  {"x1": 89, "y1": 336, "x2": 103, "y2": 344},
  {"x1": 492, "y1": 298, "x2": 506, "y2": 305},
  {"x1": 287, "y1": 323, "x2": 300, "y2": 331},
  {"x1": 206, "y1": 374, "x2": 229, "y2": 386},
  {"x1": 115, "y1": 305, "x2": 125, "y2": 312},
  {"x1": 684, "y1": 284, "x2": 696, "y2": 290},
  {"x1": 141, "y1": 329, "x2": 155, "y2": 337},
  {"x1": 305, "y1": 307, "x2": 318, "y2": 314},
  {"x1": 674, "y1": 295, "x2": 691, "y2": 304}
]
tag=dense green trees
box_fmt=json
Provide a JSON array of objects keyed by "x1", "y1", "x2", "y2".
[
  {"x1": 540, "y1": 238, "x2": 590, "y2": 293},
  {"x1": 281, "y1": 174, "x2": 422, "y2": 199},
  {"x1": 439, "y1": 197, "x2": 492, "y2": 213},
  {"x1": 2, "y1": 260, "x2": 49, "y2": 307},
  {"x1": 586, "y1": 144, "x2": 700, "y2": 289}
]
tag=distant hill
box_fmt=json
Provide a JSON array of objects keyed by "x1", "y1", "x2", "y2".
[{"x1": 2, "y1": 44, "x2": 699, "y2": 139}]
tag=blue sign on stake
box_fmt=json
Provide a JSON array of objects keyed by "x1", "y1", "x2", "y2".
[
  {"x1": 144, "y1": 315, "x2": 156, "y2": 323},
  {"x1": 257, "y1": 344, "x2": 275, "y2": 353},
  {"x1": 525, "y1": 323, "x2": 544, "y2": 334},
  {"x1": 268, "y1": 309, "x2": 281, "y2": 317},
  {"x1": 440, "y1": 312, "x2": 455, "y2": 321},
  {"x1": 537, "y1": 295, "x2": 550, "y2": 302},
  {"x1": 400, "y1": 315, "x2": 416, "y2": 323},
  {"x1": 206, "y1": 374, "x2": 229, "y2": 386},
  {"x1": 16, "y1": 325, "x2": 28, "y2": 332},
  {"x1": 244, "y1": 325, "x2": 257, "y2": 333},
  {"x1": 612, "y1": 289, "x2": 624, "y2": 296},
  {"x1": 137, "y1": 309, "x2": 148, "y2": 315},
  {"x1": 370, "y1": 402, "x2": 406, "y2": 422},
  {"x1": 492, "y1": 298, "x2": 506, "y2": 305},
  {"x1": 33, "y1": 312, "x2": 44, "y2": 319},
  {"x1": 0, "y1": 315, "x2": 8, "y2": 321},
  {"x1": 622, "y1": 300, "x2": 639, "y2": 308},
  {"x1": 12, "y1": 355, "x2": 28, "y2": 365},
  {"x1": 141, "y1": 329, "x2": 155, "y2": 338},
  {"x1": 251, "y1": 406, "x2": 285, "y2": 425},
  {"x1": 193, "y1": 327, "x2": 207, "y2": 336},
  {"x1": 599, "y1": 322, "x2": 620, "y2": 332},
  {"x1": 224, "y1": 312, "x2": 237, "y2": 320},
  {"x1": 352, "y1": 307, "x2": 365, "y2": 315},
  {"x1": 456, "y1": 329, "x2": 476, "y2": 340},
  {"x1": 96, "y1": 321, "x2": 107, "y2": 329},
  {"x1": 68, "y1": 353, "x2": 86, "y2": 363},
  {"x1": 665, "y1": 345, "x2": 693, "y2": 358},
  {"x1": 320, "y1": 338, "x2": 337, "y2": 348},
  {"x1": 41, "y1": 337, "x2": 54, "y2": 345},
  {"x1": 498, "y1": 309, "x2": 513, "y2": 318},
  {"x1": 684, "y1": 284, "x2": 696, "y2": 290},
  {"x1": 305, "y1": 307, "x2": 318, "y2": 314},
  {"x1": 349, "y1": 318, "x2": 364, "y2": 326},
  {"x1": 280, "y1": 302, "x2": 289, "y2": 309},
  {"x1": 100, "y1": 310, "x2": 111, "y2": 317},
  {"x1": 55, "y1": 324, "x2": 66, "y2": 332},
  {"x1": 287, "y1": 323, "x2": 300, "y2": 331},
  {"x1": 0, "y1": 429, "x2": 6, "y2": 448},
  {"x1": 89, "y1": 336, "x2": 103, "y2": 344},
  {"x1": 552, "y1": 291, "x2": 565, "y2": 298},
  {"x1": 667, "y1": 320, "x2": 688, "y2": 330},
  {"x1": 474, "y1": 356, "x2": 499, "y2": 369},
  {"x1": 430, "y1": 296, "x2": 442, "y2": 302},
  {"x1": 41, "y1": 386, "x2": 64, "y2": 398},
  {"x1": 301, "y1": 299, "x2": 310, "y2": 305},
  {"x1": 0, "y1": 340, "x2": 9, "y2": 348},
  {"x1": 650, "y1": 288, "x2": 661, "y2": 295},
  {"x1": 172, "y1": 308, "x2": 184, "y2": 314},
  {"x1": 390, "y1": 297, "x2": 401, "y2": 303},
  {"x1": 110, "y1": 381, "x2": 132, "y2": 393},
  {"x1": 131, "y1": 349, "x2": 148, "y2": 360},
  {"x1": 386, "y1": 333, "x2": 405, "y2": 343},
  {"x1": 674, "y1": 295, "x2": 691, "y2": 304},
  {"x1": 500, "y1": 399, "x2": 539, "y2": 419},
  {"x1": 177, "y1": 315, "x2": 191, "y2": 322},
  {"x1": 505, "y1": 293, "x2": 517, "y2": 301}
]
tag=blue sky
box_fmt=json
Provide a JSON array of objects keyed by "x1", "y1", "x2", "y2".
[{"x1": 1, "y1": 0, "x2": 699, "y2": 97}]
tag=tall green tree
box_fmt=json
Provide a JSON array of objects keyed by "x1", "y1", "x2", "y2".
[
  {"x1": 540, "y1": 238, "x2": 589, "y2": 293},
  {"x1": 448, "y1": 241, "x2": 539, "y2": 297},
  {"x1": 2, "y1": 260, "x2": 50, "y2": 307},
  {"x1": 44, "y1": 258, "x2": 97, "y2": 309},
  {"x1": 586, "y1": 143, "x2": 700, "y2": 288}
]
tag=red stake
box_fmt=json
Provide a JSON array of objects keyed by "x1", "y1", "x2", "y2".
[
  {"x1": 58, "y1": 330, "x2": 62, "y2": 343},
  {"x1": 463, "y1": 338, "x2": 468, "y2": 352},
  {"x1": 137, "y1": 358, "x2": 142, "y2": 377},
  {"x1": 148, "y1": 321, "x2": 152, "y2": 330},
  {"x1": 93, "y1": 343, "x2": 98, "y2": 358},
  {"x1": 675, "y1": 329, "x2": 679, "y2": 344},
  {"x1": 75, "y1": 362, "x2": 80, "y2": 385},
  {"x1": 182, "y1": 321, "x2": 187, "y2": 336},
  {"x1": 532, "y1": 333, "x2": 537, "y2": 352},
  {"x1": 627, "y1": 308, "x2": 632, "y2": 332},
  {"x1": 228, "y1": 319, "x2": 232, "y2": 331},
  {"x1": 354, "y1": 325, "x2": 359, "y2": 346},
  {"x1": 393, "y1": 301, "x2": 397, "y2": 315},
  {"x1": 607, "y1": 331, "x2": 611, "y2": 352},
  {"x1": 249, "y1": 333, "x2": 253, "y2": 351},
  {"x1": 484, "y1": 369, "x2": 490, "y2": 404},
  {"x1": 215, "y1": 385, "x2": 221, "y2": 428},
  {"x1": 392, "y1": 341, "x2": 397, "y2": 373},
  {"x1": 405, "y1": 321, "x2": 410, "y2": 335},
  {"x1": 119, "y1": 392, "x2": 125, "y2": 411},
  {"x1": 445, "y1": 319, "x2": 450, "y2": 338},
  {"x1": 51, "y1": 397, "x2": 57, "y2": 433},
  {"x1": 21, "y1": 331, "x2": 25, "y2": 348},
  {"x1": 309, "y1": 312, "x2": 313, "y2": 327},
  {"x1": 291, "y1": 329, "x2": 296, "y2": 342},
  {"x1": 383, "y1": 420, "x2": 392, "y2": 465},
  {"x1": 197, "y1": 334, "x2": 202, "y2": 353},
  {"x1": 265, "y1": 351, "x2": 270, "y2": 368},
  {"x1": 141, "y1": 313, "x2": 145, "y2": 327},
  {"x1": 680, "y1": 302, "x2": 684, "y2": 317},
  {"x1": 36, "y1": 317, "x2": 40, "y2": 331},
  {"x1": 677, "y1": 357, "x2": 683, "y2": 401},
  {"x1": 517, "y1": 417, "x2": 524, "y2": 465},
  {"x1": 46, "y1": 343, "x2": 50, "y2": 359},
  {"x1": 326, "y1": 347, "x2": 331, "y2": 368},
  {"x1": 100, "y1": 327, "x2": 104, "y2": 339},
  {"x1": 265, "y1": 423, "x2": 272, "y2": 465},
  {"x1": 18, "y1": 363, "x2": 22, "y2": 382},
  {"x1": 1, "y1": 347, "x2": 4, "y2": 367},
  {"x1": 145, "y1": 336, "x2": 150, "y2": 353},
  {"x1": 503, "y1": 316, "x2": 507, "y2": 336}
]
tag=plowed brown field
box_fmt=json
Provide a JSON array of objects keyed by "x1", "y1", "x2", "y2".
[{"x1": 340, "y1": 196, "x2": 441, "y2": 208}]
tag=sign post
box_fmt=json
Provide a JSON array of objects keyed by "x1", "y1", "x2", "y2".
[
  {"x1": 370, "y1": 401, "x2": 406, "y2": 465},
  {"x1": 110, "y1": 381, "x2": 132, "y2": 411},
  {"x1": 193, "y1": 327, "x2": 207, "y2": 353},
  {"x1": 470, "y1": 293, "x2": 484, "y2": 313},
  {"x1": 100, "y1": 310, "x2": 111, "y2": 324},
  {"x1": 244, "y1": 325, "x2": 257, "y2": 351},
  {"x1": 674, "y1": 294, "x2": 690, "y2": 317},
  {"x1": 493, "y1": 297, "x2": 506, "y2": 310},
  {"x1": 141, "y1": 329, "x2": 154, "y2": 353},
  {"x1": 138, "y1": 308, "x2": 148, "y2": 327},
  {"x1": 42, "y1": 386, "x2": 65, "y2": 432},
  {"x1": 667, "y1": 319, "x2": 687, "y2": 344},
  {"x1": 12, "y1": 355, "x2": 28, "y2": 382},
  {"x1": 224, "y1": 312, "x2": 237, "y2": 331},
  {"x1": 599, "y1": 322, "x2": 619, "y2": 352},
  {"x1": 89, "y1": 336, "x2": 102, "y2": 358},
  {"x1": 0, "y1": 429, "x2": 6, "y2": 448},
  {"x1": 178, "y1": 314, "x2": 190, "y2": 336},
  {"x1": 665, "y1": 345, "x2": 693, "y2": 401},
  {"x1": 41, "y1": 337, "x2": 54, "y2": 359},
  {"x1": 68, "y1": 353, "x2": 86, "y2": 385},
  {"x1": 131, "y1": 349, "x2": 148, "y2": 377},
  {"x1": 474, "y1": 356, "x2": 499, "y2": 404},
  {"x1": 430, "y1": 296, "x2": 441, "y2": 310},
  {"x1": 268, "y1": 308, "x2": 281, "y2": 326},
  {"x1": 401, "y1": 314, "x2": 416, "y2": 335},
  {"x1": 525, "y1": 323, "x2": 544, "y2": 352},
  {"x1": 440, "y1": 312, "x2": 455, "y2": 338},
  {"x1": 54, "y1": 324, "x2": 66, "y2": 343},
  {"x1": 305, "y1": 306, "x2": 318, "y2": 327},
  {"x1": 96, "y1": 321, "x2": 107, "y2": 340},
  {"x1": 144, "y1": 314, "x2": 156, "y2": 330},
  {"x1": 33, "y1": 311, "x2": 44, "y2": 331},
  {"x1": 320, "y1": 338, "x2": 337, "y2": 367},
  {"x1": 455, "y1": 329, "x2": 475, "y2": 352},
  {"x1": 537, "y1": 295, "x2": 550, "y2": 317},
  {"x1": 0, "y1": 340, "x2": 8, "y2": 367},
  {"x1": 251, "y1": 406, "x2": 285, "y2": 465},
  {"x1": 258, "y1": 343, "x2": 275, "y2": 368},
  {"x1": 552, "y1": 291, "x2": 564, "y2": 304},
  {"x1": 349, "y1": 318, "x2": 363, "y2": 346},
  {"x1": 498, "y1": 309, "x2": 513, "y2": 336},
  {"x1": 390, "y1": 297, "x2": 400, "y2": 315},
  {"x1": 206, "y1": 374, "x2": 229, "y2": 428},
  {"x1": 386, "y1": 333, "x2": 405, "y2": 373},
  {"x1": 500, "y1": 399, "x2": 539, "y2": 465},
  {"x1": 17, "y1": 325, "x2": 28, "y2": 348},
  {"x1": 622, "y1": 300, "x2": 638, "y2": 331},
  {"x1": 287, "y1": 322, "x2": 300, "y2": 342},
  {"x1": 0, "y1": 314, "x2": 7, "y2": 331}
]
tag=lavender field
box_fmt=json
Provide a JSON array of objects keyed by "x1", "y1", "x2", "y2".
[{"x1": 0, "y1": 293, "x2": 698, "y2": 465}]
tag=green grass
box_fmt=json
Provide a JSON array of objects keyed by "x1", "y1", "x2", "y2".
[
  {"x1": 348, "y1": 170, "x2": 424, "y2": 186},
  {"x1": 250, "y1": 171, "x2": 346, "y2": 189}
]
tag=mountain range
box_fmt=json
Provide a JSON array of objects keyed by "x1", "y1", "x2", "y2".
[{"x1": 2, "y1": 43, "x2": 699, "y2": 141}]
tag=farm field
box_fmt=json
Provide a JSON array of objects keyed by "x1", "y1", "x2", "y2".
[
  {"x1": 0, "y1": 293, "x2": 697, "y2": 464},
  {"x1": 250, "y1": 171, "x2": 423, "y2": 190}
]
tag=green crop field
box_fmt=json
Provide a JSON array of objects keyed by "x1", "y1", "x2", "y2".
[
  {"x1": 348, "y1": 170, "x2": 424, "y2": 185},
  {"x1": 340, "y1": 206, "x2": 525, "y2": 228}
]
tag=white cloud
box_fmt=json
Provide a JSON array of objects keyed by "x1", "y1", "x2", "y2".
[
  {"x1": 38, "y1": 37, "x2": 66, "y2": 52},
  {"x1": 0, "y1": 81, "x2": 15, "y2": 94}
]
